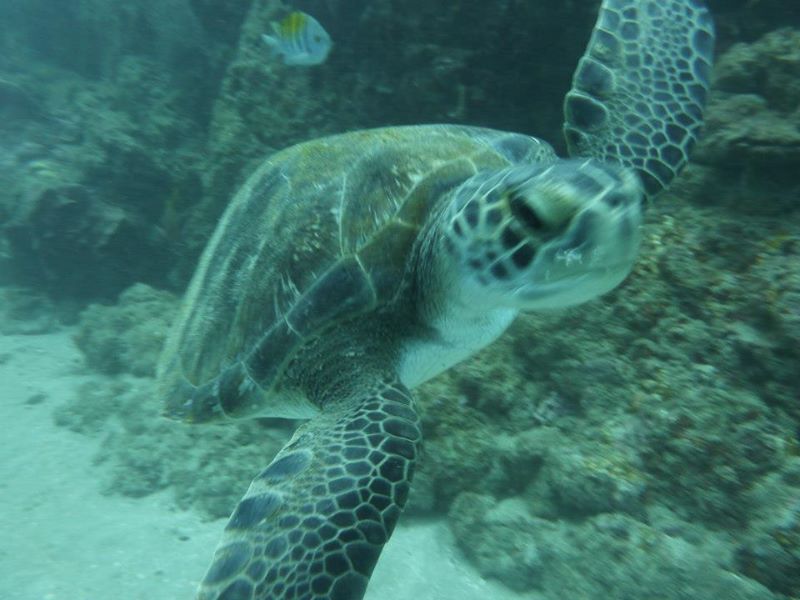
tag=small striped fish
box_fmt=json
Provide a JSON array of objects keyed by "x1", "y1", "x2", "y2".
[{"x1": 262, "y1": 11, "x2": 332, "y2": 66}]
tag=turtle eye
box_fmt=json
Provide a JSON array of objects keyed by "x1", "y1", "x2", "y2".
[
  {"x1": 604, "y1": 193, "x2": 626, "y2": 208},
  {"x1": 509, "y1": 193, "x2": 544, "y2": 232}
]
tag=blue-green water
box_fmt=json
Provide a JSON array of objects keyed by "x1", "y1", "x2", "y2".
[{"x1": 0, "y1": 1, "x2": 798, "y2": 599}]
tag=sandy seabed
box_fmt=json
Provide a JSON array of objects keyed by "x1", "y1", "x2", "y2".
[{"x1": 0, "y1": 331, "x2": 526, "y2": 600}]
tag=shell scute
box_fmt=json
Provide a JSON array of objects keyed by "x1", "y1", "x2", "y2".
[{"x1": 286, "y1": 257, "x2": 375, "y2": 336}]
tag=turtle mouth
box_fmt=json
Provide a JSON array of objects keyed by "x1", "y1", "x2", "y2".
[
  {"x1": 511, "y1": 258, "x2": 634, "y2": 308},
  {"x1": 500, "y1": 206, "x2": 641, "y2": 309}
]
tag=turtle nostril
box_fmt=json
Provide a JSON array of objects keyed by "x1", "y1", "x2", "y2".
[{"x1": 509, "y1": 194, "x2": 544, "y2": 232}]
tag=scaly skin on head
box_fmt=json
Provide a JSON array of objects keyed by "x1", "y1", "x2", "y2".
[{"x1": 432, "y1": 158, "x2": 643, "y2": 315}]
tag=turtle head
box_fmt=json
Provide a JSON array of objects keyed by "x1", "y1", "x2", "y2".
[{"x1": 440, "y1": 159, "x2": 642, "y2": 310}]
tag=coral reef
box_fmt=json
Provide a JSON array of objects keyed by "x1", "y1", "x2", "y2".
[
  {"x1": 6, "y1": 1, "x2": 795, "y2": 598},
  {"x1": 0, "y1": 2, "x2": 210, "y2": 301},
  {"x1": 686, "y1": 28, "x2": 800, "y2": 216},
  {"x1": 450, "y1": 496, "x2": 776, "y2": 599},
  {"x1": 72, "y1": 283, "x2": 178, "y2": 377},
  {"x1": 53, "y1": 375, "x2": 294, "y2": 518},
  {"x1": 734, "y1": 465, "x2": 800, "y2": 595},
  {"x1": 6, "y1": 184, "x2": 171, "y2": 299}
]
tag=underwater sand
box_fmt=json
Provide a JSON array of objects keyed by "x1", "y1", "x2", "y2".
[{"x1": 0, "y1": 331, "x2": 527, "y2": 600}]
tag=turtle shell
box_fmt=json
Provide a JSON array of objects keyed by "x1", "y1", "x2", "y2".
[{"x1": 157, "y1": 124, "x2": 554, "y2": 420}]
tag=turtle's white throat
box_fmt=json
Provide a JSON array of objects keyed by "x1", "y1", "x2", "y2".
[{"x1": 396, "y1": 304, "x2": 517, "y2": 389}]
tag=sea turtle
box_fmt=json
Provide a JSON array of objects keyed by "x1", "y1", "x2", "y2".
[{"x1": 157, "y1": 1, "x2": 714, "y2": 598}]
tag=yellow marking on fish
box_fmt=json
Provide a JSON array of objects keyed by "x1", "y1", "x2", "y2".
[{"x1": 279, "y1": 12, "x2": 308, "y2": 38}]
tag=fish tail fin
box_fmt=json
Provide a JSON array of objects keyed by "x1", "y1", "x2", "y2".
[{"x1": 261, "y1": 33, "x2": 281, "y2": 52}]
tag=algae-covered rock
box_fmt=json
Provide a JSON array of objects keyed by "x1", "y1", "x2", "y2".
[
  {"x1": 544, "y1": 443, "x2": 646, "y2": 518},
  {"x1": 732, "y1": 466, "x2": 800, "y2": 597},
  {"x1": 450, "y1": 497, "x2": 777, "y2": 599},
  {"x1": 449, "y1": 493, "x2": 547, "y2": 592},
  {"x1": 750, "y1": 243, "x2": 800, "y2": 346},
  {"x1": 713, "y1": 28, "x2": 800, "y2": 114},
  {"x1": 639, "y1": 387, "x2": 791, "y2": 526},
  {"x1": 687, "y1": 29, "x2": 800, "y2": 214},
  {"x1": 700, "y1": 92, "x2": 800, "y2": 170},
  {"x1": 54, "y1": 374, "x2": 294, "y2": 518},
  {"x1": 547, "y1": 514, "x2": 776, "y2": 600},
  {"x1": 73, "y1": 283, "x2": 178, "y2": 377},
  {"x1": 736, "y1": 534, "x2": 800, "y2": 598},
  {"x1": 6, "y1": 184, "x2": 171, "y2": 299},
  {"x1": 413, "y1": 359, "x2": 555, "y2": 510},
  {"x1": 1, "y1": 3, "x2": 210, "y2": 300},
  {"x1": 52, "y1": 377, "x2": 133, "y2": 435},
  {"x1": 97, "y1": 410, "x2": 290, "y2": 518}
]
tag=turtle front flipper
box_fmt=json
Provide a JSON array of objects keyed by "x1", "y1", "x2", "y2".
[
  {"x1": 563, "y1": 0, "x2": 715, "y2": 197},
  {"x1": 196, "y1": 378, "x2": 421, "y2": 600}
]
